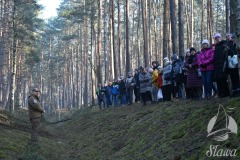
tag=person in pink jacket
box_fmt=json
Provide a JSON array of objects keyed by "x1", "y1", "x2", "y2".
[{"x1": 198, "y1": 39, "x2": 214, "y2": 99}]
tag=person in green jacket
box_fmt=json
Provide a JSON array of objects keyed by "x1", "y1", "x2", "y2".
[{"x1": 28, "y1": 88, "x2": 44, "y2": 144}]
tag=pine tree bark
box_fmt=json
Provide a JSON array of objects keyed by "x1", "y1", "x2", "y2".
[
  {"x1": 201, "y1": 0, "x2": 204, "y2": 43},
  {"x1": 236, "y1": 0, "x2": 240, "y2": 53},
  {"x1": 163, "y1": 0, "x2": 170, "y2": 58},
  {"x1": 153, "y1": 0, "x2": 158, "y2": 60},
  {"x1": 126, "y1": 0, "x2": 130, "y2": 74},
  {"x1": 226, "y1": 0, "x2": 230, "y2": 33},
  {"x1": 118, "y1": 0, "x2": 122, "y2": 76},
  {"x1": 9, "y1": 0, "x2": 17, "y2": 112},
  {"x1": 109, "y1": 0, "x2": 114, "y2": 80},
  {"x1": 230, "y1": 0, "x2": 236, "y2": 33},
  {"x1": 178, "y1": 0, "x2": 184, "y2": 56},
  {"x1": 141, "y1": 0, "x2": 148, "y2": 67},
  {"x1": 112, "y1": 0, "x2": 117, "y2": 79},
  {"x1": 97, "y1": 0, "x2": 102, "y2": 84},
  {"x1": 170, "y1": 0, "x2": 178, "y2": 54}
]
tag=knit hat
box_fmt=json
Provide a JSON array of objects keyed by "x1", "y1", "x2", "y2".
[
  {"x1": 202, "y1": 39, "x2": 209, "y2": 45},
  {"x1": 171, "y1": 54, "x2": 178, "y2": 61},
  {"x1": 190, "y1": 47, "x2": 196, "y2": 52},
  {"x1": 214, "y1": 33, "x2": 222, "y2": 39},
  {"x1": 163, "y1": 57, "x2": 170, "y2": 64},
  {"x1": 226, "y1": 33, "x2": 232, "y2": 37}
]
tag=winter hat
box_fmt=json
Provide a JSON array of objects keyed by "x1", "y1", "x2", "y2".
[
  {"x1": 148, "y1": 68, "x2": 154, "y2": 73},
  {"x1": 214, "y1": 33, "x2": 222, "y2": 39},
  {"x1": 202, "y1": 39, "x2": 209, "y2": 45},
  {"x1": 163, "y1": 57, "x2": 170, "y2": 65},
  {"x1": 171, "y1": 54, "x2": 178, "y2": 61},
  {"x1": 226, "y1": 33, "x2": 232, "y2": 37},
  {"x1": 190, "y1": 47, "x2": 196, "y2": 52}
]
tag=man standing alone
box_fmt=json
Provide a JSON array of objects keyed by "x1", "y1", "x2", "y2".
[{"x1": 28, "y1": 88, "x2": 44, "y2": 144}]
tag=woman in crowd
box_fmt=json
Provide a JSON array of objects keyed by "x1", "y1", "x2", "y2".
[
  {"x1": 162, "y1": 57, "x2": 172, "y2": 101},
  {"x1": 198, "y1": 39, "x2": 214, "y2": 99},
  {"x1": 182, "y1": 49, "x2": 191, "y2": 99},
  {"x1": 184, "y1": 47, "x2": 202, "y2": 100},
  {"x1": 139, "y1": 67, "x2": 153, "y2": 106}
]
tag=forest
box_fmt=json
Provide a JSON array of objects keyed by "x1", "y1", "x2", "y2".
[{"x1": 0, "y1": 0, "x2": 240, "y2": 112}]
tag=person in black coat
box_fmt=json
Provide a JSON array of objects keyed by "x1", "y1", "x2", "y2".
[
  {"x1": 96, "y1": 84, "x2": 106, "y2": 110},
  {"x1": 133, "y1": 69, "x2": 141, "y2": 102},
  {"x1": 225, "y1": 33, "x2": 240, "y2": 97},
  {"x1": 118, "y1": 76, "x2": 127, "y2": 106},
  {"x1": 213, "y1": 33, "x2": 230, "y2": 98}
]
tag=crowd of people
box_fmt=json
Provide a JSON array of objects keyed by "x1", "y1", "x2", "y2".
[{"x1": 96, "y1": 33, "x2": 240, "y2": 110}]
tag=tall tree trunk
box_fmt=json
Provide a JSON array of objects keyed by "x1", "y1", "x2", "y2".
[
  {"x1": 91, "y1": 9, "x2": 96, "y2": 106},
  {"x1": 178, "y1": 0, "x2": 184, "y2": 56},
  {"x1": 97, "y1": 0, "x2": 102, "y2": 84},
  {"x1": 137, "y1": 0, "x2": 141, "y2": 67},
  {"x1": 112, "y1": 0, "x2": 117, "y2": 79},
  {"x1": 125, "y1": 0, "x2": 130, "y2": 74},
  {"x1": 83, "y1": 0, "x2": 88, "y2": 106},
  {"x1": 185, "y1": 0, "x2": 190, "y2": 47},
  {"x1": 148, "y1": 0, "x2": 152, "y2": 62},
  {"x1": 104, "y1": 0, "x2": 108, "y2": 81},
  {"x1": 201, "y1": 0, "x2": 204, "y2": 43},
  {"x1": 170, "y1": 0, "x2": 178, "y2": 54},
  {"x1": 118, "y1": 0, "x2": 122, "y2": 76},
  {"x1": 207, "y1": 0, "x2": 213, "y2": 44},
  {"x1": 215, "y1": 0, "x2": 220, "y2": 32},
  {"x1": 230, "y1": 0, "x2": 236, "y2": 33},
  {"x1": 109, "y1": 0, "x2": 114, "y2": 80},
  {"x1": 226, "y1": 0, "x2": 230, "y2": 33},
  {"x1": 142, "y1": 0, "x2": 149, "y2": 66},
  {"x1": 236, "y1": 0, "x2": 240, "y2": 53},
  {"x1": 190, "y1": 0, "x2": 194, "y2": 47},
  {"x1": 9, "y1": 0, "x2": 17, "y2": 112},
  {"x1": 153, "y1": 0, "x2": 158, "y2": 60},
  {"x1": 163, "y1": 0, "x2": 170, "y2": 58}
]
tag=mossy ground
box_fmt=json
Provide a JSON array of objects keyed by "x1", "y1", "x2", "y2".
[{"x1": 0, "y1": 97, "x2": 240, "y2": 159}]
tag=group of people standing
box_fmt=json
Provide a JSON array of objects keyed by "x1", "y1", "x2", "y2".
[{"x1": 96, "y1": 33, "x2": 240, "y2": 110}]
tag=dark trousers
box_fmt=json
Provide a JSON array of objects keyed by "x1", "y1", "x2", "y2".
[
  {"x1": 216, "y1": 78, "x2": 230, "y2": 98},
  {"x1": 98, "y1": 99, "x2": 105, "y2": 110},
  {"x1": 162, "y1": 84, "x2": 172, "y2": 101},
  {"x1": 229, "y1": 68, "x2": 240, "y2": 96},
  {"x1": 126, "y1": 89, "x2": 134, "y2": 104},
  {"x1": 141, "y1": 91, "x2": 152, "y2": 105},
  {"x1": 188, "y1": 87, "x2": 202, "y2": 100},
  {"x1": 105, "y1": 94, "x2": 112, "y2": 107},
  {"x1": 183, "y1": 75, "x2": 191, "y2": 99},
  {"x1": 30, "y1": 118, "x2": 41, "y2": 144},
  {"x1": 201, "y1": 71, "x2": 213, "y2": 98},
  {"x1": 134, "y1": 87, "x2": 141, "y2": 102}
]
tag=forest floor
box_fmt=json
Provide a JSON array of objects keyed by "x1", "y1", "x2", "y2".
[{"x1": 0, "y1": 97, "x2": 240, "y2": 160}]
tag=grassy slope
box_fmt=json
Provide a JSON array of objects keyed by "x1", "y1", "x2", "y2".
[{"x1": 0, "y1": 98, "x2": 240, "y2": 160}]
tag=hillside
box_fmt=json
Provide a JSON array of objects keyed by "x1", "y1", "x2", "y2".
[{"x1": 0, "y1": 97, "x2": 240, "y2": 160}]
